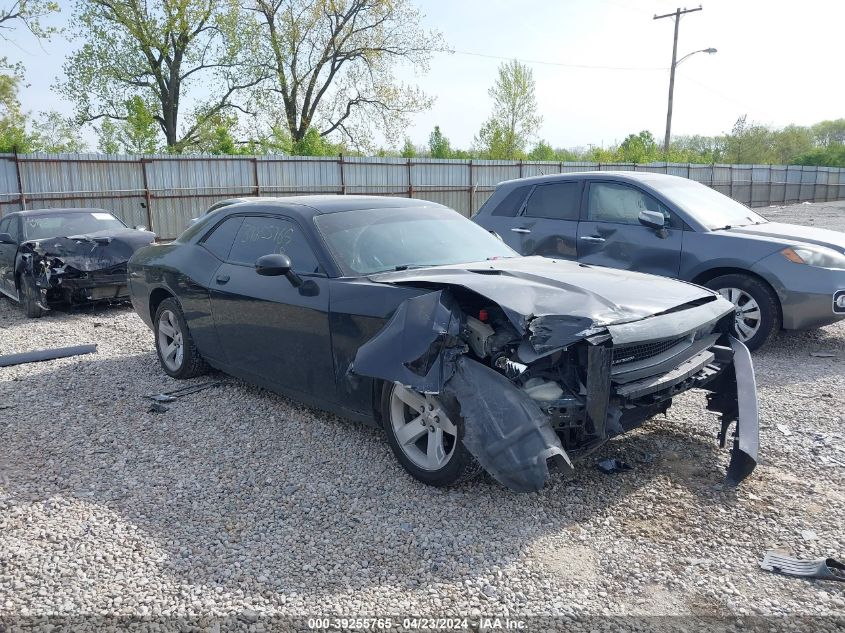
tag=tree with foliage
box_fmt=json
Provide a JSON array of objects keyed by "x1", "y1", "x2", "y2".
[
  {"x1": 475, "y1": 59, "x2": 541, "y2": 159},
  {"x1": 58, "y1": 0, "x2": 264, "y2": 152},
  {"x1": 617, "y1": 130, "x2": 659, "y2": 164},
  {"x1": 97, "y1": 96, "x2": 160, "y2": 153},
  {"x1": 0, "y1": 71, "x2": 34, "y2": 151},
  {"x1": 249, "y1": 0, "x2": 442, "y2": 151},
  {"x1": 811, "y1": 119, "x2": 845, "y2": 147},
  {"x1": 528, "y1": 140, "x2": 554, "y2": 161},
  {"x1": 428, "y1": 125, "x2": 451, "y2": 158},
  {"x1": 32, "y1": 110, "x2": 86, "y2": 152},
  {"x1": 400, "y1": 137, "x2": 416, "y2": 158},
  {"x1": 0, "y1": 0, "x2": 59, "y2": 41}
]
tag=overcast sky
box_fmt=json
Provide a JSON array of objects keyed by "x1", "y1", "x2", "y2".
[{"x1": 7, "y1": 0, "x2": 845, "y2": 150}]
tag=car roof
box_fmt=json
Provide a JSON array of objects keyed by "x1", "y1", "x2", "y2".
[
  {"x1": 6, "y1": 207, "x2": 112, "y2": 217},
  {"x1": 221, "y1": 195, "x2": 447, "y2": 219},
  {"x1": 497, "y1": 171, "x2": 692, "y2": 188}
]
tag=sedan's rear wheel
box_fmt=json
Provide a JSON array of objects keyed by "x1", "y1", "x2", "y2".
[
  {"x1": 154, "y1": 298, "x2": 208, "y2": 379},
  {"x1": 381, "y1": 382, "x2": 481, "y2": 487},
  {"x1": 705, "y1": 274, "x2": 780, "y2": 351}
]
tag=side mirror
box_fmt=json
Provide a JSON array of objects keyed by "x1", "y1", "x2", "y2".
[
  {"x1": 0, "y1": 232, "x2": 16, "y2": 245},
  {"x1": 638, "y1": 210, "x2": 665, "y2": 231},
  {"x1": 255, "y1": 253, "x2": 303, "y2": 287}
]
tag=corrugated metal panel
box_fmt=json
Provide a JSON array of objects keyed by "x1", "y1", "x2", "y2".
[
  {"x1": 5, "y1": 153, "x2": 845, "y2": 234},
  {"x1": 259, "y1": 155, "x2": 341, "y2": 195},
  {"x1": 0, "y1": 155, "x2": 20, "y2": 215}
]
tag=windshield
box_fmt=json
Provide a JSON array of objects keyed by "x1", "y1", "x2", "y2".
[
  {"x1": 652, "y1": 179, "x2": 767, "y2": 230},
  {"x1": 23, "y1": 211, "x2": 127, "y2": 240},
  {"x1": 314, "y1": 205, "x2": 517, "y2": 276}
]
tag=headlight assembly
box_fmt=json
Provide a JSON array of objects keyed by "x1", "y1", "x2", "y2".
[{"x1": 781, "y1": 246, "x2": 845, "y2": 269}]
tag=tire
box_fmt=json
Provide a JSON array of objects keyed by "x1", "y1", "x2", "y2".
[
  {"x1": 380, "y1": 382, "x2": 482, "y2": 487},
  {"x1": 19, "y1": 274, "x2": 45, "y2": 319},
  {"x1": 705, "y1": 273, "x2": 780, "y2": 351},
  {"x1": 153, "y1": 297, "x2": 209, "y2": 379}
]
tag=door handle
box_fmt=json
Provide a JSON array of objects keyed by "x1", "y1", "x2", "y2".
[
  {"x1": 215, "y1": 274, "x2": 230, "y2": 284},
  {"x1": 510, "y1": 227, "x2": 531, "y2": 234},
  {"x1": 580, "y1": 236, "x2": 606, "y2": 243}
]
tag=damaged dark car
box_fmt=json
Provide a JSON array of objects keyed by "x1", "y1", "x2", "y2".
[
  {"x1": 0, "y1": 208, "x2": 155, "y2": 318},
  {"x1": 128, "y1": 196, "x2": 759, "y2": 492}
]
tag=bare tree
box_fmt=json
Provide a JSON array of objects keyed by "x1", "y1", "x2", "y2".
[
  {"x1": 57, "y1": 0, "x2": 265, "y2": 151},
  {"x1": 249, "y1": 0, "x2": 443, "y2": 149}
]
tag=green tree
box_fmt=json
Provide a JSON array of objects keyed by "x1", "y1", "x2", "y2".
[
  {"x1": 528, "y1": 140, "x2": 557, "y2": 161},
  {"x1": 811, "y1": 119, "x2": 845, "y2": 147},
  {"x1": 96, "y1": 96, "x2": 160, "y2": 153},
  {"x1": 0, "y1": 0, "x2": 59, "y2": 42},
  {"x1": 31, "y1": 110, "x2": 86, "y2": 152},
  {"x1": 428, "y1": 125, "x2": 451, "y2": 158},
  {"x1": 292, "y1": 126, "x2": 339, "y2": 156},
  {"x1": 724, "y1": 115, "x2": 774, "y2": 163},
  {"x1": 251, "y1": 0, "x2": 442, "y2": 151},
  {"x1": 617, "y1": 130, "x2": 659, "y2": 163},
  {"x1": 770, "y1": 124, "x2": 814, "y2": 164},
  {"x1": 58, "y1": 0, "x2": 263, "y2": 152},
  {"x1": 475, "y1": 60, "x2": 541, "y2": 159},
  {"x1": 0, "y1": 70, "x2": 34, "y2": 151},
  {"x1": 794, "y1": 145, "x2": 845, "y2": 167},
  {"x1": 400, "y1": 137, "x2": 416, "y2": 158}
]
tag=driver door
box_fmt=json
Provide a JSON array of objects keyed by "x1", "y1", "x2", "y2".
[
  {"x1": 206, "y1": 214, "x2": 335, "y2": 401},
  {"x1": 0, "y1": 216, "x2": 20, "y2": 296},
  {"x1": 577, "y1": 181, "x2": 683, "y2": 278}
]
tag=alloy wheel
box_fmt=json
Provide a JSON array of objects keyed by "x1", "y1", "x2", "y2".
[
  {"x1": 718, "y1": 287, "x2": 761, "y2": 343},
  {"x1": 389, "y1": 384, "x2": 458, "y2": 471},
  {"x1": 157, "y1": 309, "x2": 185, "y2": 372}
]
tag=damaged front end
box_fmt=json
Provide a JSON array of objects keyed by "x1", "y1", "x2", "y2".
[
  {"x1": 20, "y1": 231, "x2": 154, "y2": 310},
  {"x1": 352, "y1": 288, "x2": 759, "y2": 493}
]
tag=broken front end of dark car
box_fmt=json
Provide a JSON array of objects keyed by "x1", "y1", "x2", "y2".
[
  {"x1": 20, "y1": 231, "x2": 155, "y2": 313},
  {"x1": 352, "y1": 265, "x2": 759, "y2": 493}
]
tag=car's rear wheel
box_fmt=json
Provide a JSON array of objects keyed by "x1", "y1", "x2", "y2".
[
  {"x1": 705, "y1": 274, "x2": 780, "y2": 351},
  {"x1": 154, "y1": 298, "x2": 208, "y2": 379},
  {"x1": 19, "y1": 274, "x2": 44, "y2": 319},
  {"x1": 381, "y1": 382, "x2": 481, "y2": 487}
]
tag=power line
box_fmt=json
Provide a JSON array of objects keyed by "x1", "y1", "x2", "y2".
[{"x1": 448, "y1": 49, "x2": 666, "y2": 72}]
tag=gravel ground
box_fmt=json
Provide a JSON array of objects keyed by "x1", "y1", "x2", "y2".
[{"x1": 1, "y1": 201, "x2": 844, "y2": 629}]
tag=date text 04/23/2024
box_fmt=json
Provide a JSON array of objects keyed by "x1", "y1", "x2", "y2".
[{"x1": 307, "y1": 617, "x2": 527, "y2": 630}]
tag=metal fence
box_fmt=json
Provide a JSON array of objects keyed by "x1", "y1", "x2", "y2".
[{"x1": 2, "y1": 152, "x2": 844, "y2": 239}]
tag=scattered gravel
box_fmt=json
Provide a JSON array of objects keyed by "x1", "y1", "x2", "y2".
[{"x1": 1, "y1": 201, "x2": 844, "y2": 627}]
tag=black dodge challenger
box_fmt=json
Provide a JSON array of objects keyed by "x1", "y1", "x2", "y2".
[
  {"x1": 0, "y1": 208, "x2": 155, "y2": 317},
  {"x1": 128, "y1": 196, "x2": 759, "y2": 492}
]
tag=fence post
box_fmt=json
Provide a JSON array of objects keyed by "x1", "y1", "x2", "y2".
[
  {"x1": 339, "y1": 153, "x2": 346, "y2": 194},
  {"x1": 407, "y1": 158, "x2": 413, "y2": 198},
  {"x1": 518, "y1": 159, "x2": 523, "y2": 178},
  {"x1": 252, "y1": 157, "x2": 260, "y2": 196},
  {"x1": 468, "y1": 159, "x2": 473, "y2": 216},
  {"x1": 140, "y1": 158, "x2": 153, "y2": 232},
  {"x1": 559, "y1": 161, "x2": 563, "y2": 174},
  {"x1": 13, "y1": 151, "x2": 26, "y2": 209},
  {"x1": 729, "y1": 164, "x2": 734, "y2": 200}
]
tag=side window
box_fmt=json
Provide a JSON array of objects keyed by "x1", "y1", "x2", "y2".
[
  {"x1": 0, "y1": 217, "x2": 10, "y2": 236},
  {"x1": 524, "y1": 182, "x2": 581, "y2": 220},
  {"x1": 490, "y1": 186, "x2": 531, "y2": 216},
  {"x1": 201, "y1": 216, "x2": 244, "y2": 261},
  {"x1": 587, "y1": 183, "x2": 674, "y2": 226},
  {"x1": 228, "y1": 216, "x2": 320, "y2": 274}
]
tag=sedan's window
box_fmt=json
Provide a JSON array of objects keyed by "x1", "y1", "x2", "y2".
[
  {"x1": 23, "y1": 211, "x2": 126, "y2": 240},
  {"x1": 524, "y1": 182, "x2": 580, "y2": 220},
  {"x1": 587, "y1": 183, "x2": 674, "y2": 226},
  {"x1": 228, "y1": 216, "x2": 320, "y2": 273},
  {"x1": 490, "y1": 186, "x2": 531, "y2": 217},
  {"x1": 315, "y1": 205, "x2": 517, "y2": 276},
  {"x1": 201, "y1": 216, "x2": 243, "y2": 261},
  {"x1": 0, "y1": 217, "x2": 10, "y2": 236}
]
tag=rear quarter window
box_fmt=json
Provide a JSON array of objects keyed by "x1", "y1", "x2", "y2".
[{"x1": 489, "y1": 186, "x2": 531, "y2": 216}]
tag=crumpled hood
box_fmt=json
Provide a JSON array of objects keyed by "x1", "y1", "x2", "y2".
[
  {"x1": 722, "y1": 222, "x2": 845, "y2": 253},
  {"x1": 369, "y1": 256, "x2": 718, "y2": 332},
  {"x1": 24, "y1": 228, "x2": 156, "y2": 272}
]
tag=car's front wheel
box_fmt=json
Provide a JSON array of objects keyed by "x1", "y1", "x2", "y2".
[
  {"x1": 19, "y1": 274, "x2": 44, "y2": 319},
  {"x1": 705, "y1": 274, "x2": 780, "y2": 351},
  {"x1": 154, "y1": 298, "x2": 209, "y2": 379},
  {"x1": 381, "y1": 382, "x2": 481, "y2": 487}
]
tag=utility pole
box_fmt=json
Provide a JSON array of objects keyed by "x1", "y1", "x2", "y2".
[{"x1": 655, "y1": 5, "x2": 703, "y2": 153}]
